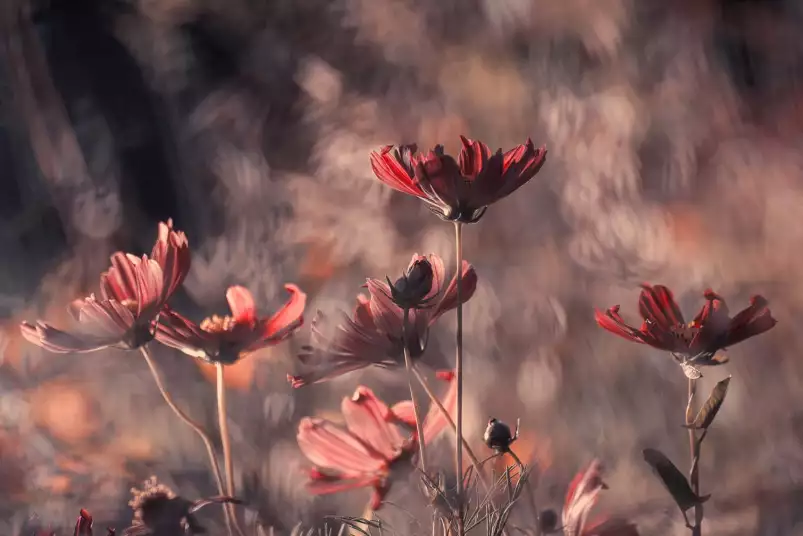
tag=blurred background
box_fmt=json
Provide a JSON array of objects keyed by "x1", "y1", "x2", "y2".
[{"x1": 1, "y1": 0, "x2": 803, "y2": 533}]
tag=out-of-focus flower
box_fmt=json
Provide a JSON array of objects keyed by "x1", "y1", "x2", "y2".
[
  {"x1": 370, "y1": 136, "x2": 547, "y2": 224},
  {"x1": 100, "y1": 219, "x2": 191, "y2": 308},
  {"x1": 483, "y1": 417, "x2": 519, "y2": 454},
  {"x1": 297, "y1": 371, "x2": 456, "y2": 510},
  {"x1": 20, "y1": 260, "x2": 166, "y2": 353},
  {"x1": 561, "y1": 460, "x2": 639, "y2": 536},
  {"x1": 20, "y1": 220, "x2": 192, "y2": 354},
  {"x1": 595, "y1": 284, "x2": 776, "y2": 377},
  {"x1": 124, "y1": 476, "x2": 241, "y2": 536},
  {"x1": 156, "y1": 284, "x2": 306, "y2": 365},
  {"x1": 74, "y1": 509, "x2": 93, "y2": 536},
  {"x1": 383, "y1": 254, "x2": 440, "y2": 310},
  {"x1": 288, "y1": 258, "x2": 476, "y2": 387}
]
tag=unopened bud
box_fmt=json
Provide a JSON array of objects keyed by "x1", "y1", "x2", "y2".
[
  {"x1": 388, "y1": 258, "x2": 435, "y2": 309},
  {"x1": 483, "y1": 417, "x2": 519, "y2": 453}
]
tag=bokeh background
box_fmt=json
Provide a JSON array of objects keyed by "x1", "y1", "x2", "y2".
[{"x1": 1, "y1": 0, "x2": 803, "y2": 533}]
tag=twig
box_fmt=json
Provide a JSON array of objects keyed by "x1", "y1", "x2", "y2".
[{"x1": 687, "y1": 377, "x2": 703, "y2": 536}]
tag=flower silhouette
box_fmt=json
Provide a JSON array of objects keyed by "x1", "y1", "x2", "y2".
[
  {"x1": 383, "y1": 254, "x2": 441, "y2": 310},
  {"x1": 370, "y1": 136, "x2": 547, "y2": 223},
  {"x1": 560, "y1": 460, "x2": 639, "y2": 536},
  {"x1": 156, "y1": 284, "x2": 306, "y2": 364},
  {"x1": 595, "y1": 284, "x2": 776, "y2": 376},
  {"x1": 288, "y1": 257, "x2": 476, "y2": 387},
  {"x1": 297, "y1": 371, "x2": 456, "y2": 510}
]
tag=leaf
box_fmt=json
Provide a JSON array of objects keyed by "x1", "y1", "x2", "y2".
[
  {"x1": 642, "y1": 448, "x2": 709, "y2": 512},
  {"x1": 685, "y1": 376, "x2": 731, "y2": 430}
]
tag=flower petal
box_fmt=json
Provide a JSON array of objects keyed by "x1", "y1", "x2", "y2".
[
  {"x1": 342, "y1": 386, "x2": 406, "y2": 460},
  {"x1": 563, "y1": 460, "x2": 606, "y2": 536},
  {"x1": 155, "y1": 308, "x2": 214, "y2": 361},
  {"x1": 422, "y1": 370, "x2": 456, "y2": 443},
  {"x1": 227, "y1": 286, "x2": 257, "y2": 326},
  {"x1": 638, "y1": 285, "x2": 685, "y2": 329},
  {"x1": 594, "y1": 307, "x2": 645, "y2": 344},
  {"x1": 152, "y1": 219, "x2": 191, "y2": 301},
  {"x1": 365, "y1": 279, "x2": 404, "y2": 337},
  {"x1": 297, "y1": 417, "x2": 387, "y2": 475},
  {"x1": 428, "y1": 260, "x2": 478, "y2": 324},
  {"x1": 260, "y1": 284, "x2": 307, "y2": 341},
  {"x1": 723, "y1": 295, "x2": 777, "y2": 347},
  {"x1": 20, "y1": 321, "x2": 118, "y2": 354},
  {"x1": 457, "y1": 135, "x2": 494, "y2": 178},
  {"x1": 370, "y1": 145, "x2": 426, "y2": 198},
  {"x1": 306, "y1": 473, "x2": 379, "y2": 496}
]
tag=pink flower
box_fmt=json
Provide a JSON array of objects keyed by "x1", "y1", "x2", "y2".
[
  {"x1": 297, "y1": 371, "x2": 456, "y2": 510},
  {"x1": 562, "y1": 460, "x2": 639, "y2": 536},
  {"x1": 156, "y1": 285, "x2": 307, "y2": 364},
  {"x1": 288, "y1": 255, "x2": 476, "y2": 387}
]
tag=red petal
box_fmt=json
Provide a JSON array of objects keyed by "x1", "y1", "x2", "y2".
[
  {"x1": 428, "y1": 260, "x2": 478, "y2": 324},
  {"x1": 297, "y1": 417, "x2": 387, "y2": 475},
  {"x1": 594, "y1": 307, "x2": 645, "y2": 344},
  {"x1": 457, "y1": 135, "x2": 493, "y2": 178},
  {"x1": 342, "y1": 387, "x2": 405, "y2": 460},
  {"x1": 422, "y1": 369, "x2": 457, "y2": 442},
  {"x1": 227, "y1": 286, "x2": 257, "y2": 325},
  {"x1": 563, "y1": 460, "x2": 606, "y2": 536},
  {"x1": 724, "y1": 295, "x2": 777, "y2": 347},
  {"x1": 389, "y1": 401, "x2": 417, "y2": 429},
  {"x1": 638, "y1": 284, "x2": 685, "y2": 328},
  {"x1": 370, "y1": 146, "x2": 426, "y2": 197}
]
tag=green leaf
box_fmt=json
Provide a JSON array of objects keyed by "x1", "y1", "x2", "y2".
[
  {"x1": 685, "y1": 376, "x2": 731, "y2": 430},
  {"x1": 642, "y1": 448, "x2": 710, "y2": 512}
]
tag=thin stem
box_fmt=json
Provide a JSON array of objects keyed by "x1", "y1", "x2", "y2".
[
  {"x1": 508, "y1": 449, "x2": 540, "y2": 536},
  {"x1": 687, "y1": 378, "x2": 703, "y2": 536},
  {"x1": 453, "y1": 221, "x2": 465, "y2": 536},
  {"x1": 411, "y1": 366, "x2": 488, "y2": 490},
  {"x1": 216, "y1": 363, "x2": 246, "y2": 536},
  {"x1": 403, "y1": 308, "x2": 428, "y2": 473},
  {"x1": 138, "y1": 346, "x2": 233, "y2": 536}
]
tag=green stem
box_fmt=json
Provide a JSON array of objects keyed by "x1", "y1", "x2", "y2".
[
  {"x1": 453, "y1": 221, "x2": 465, "y2": 536},
  {"x1": 139, "y1": 346, "x2": 233, "y2": 536},
  {"x1": 402, "y1": 308, "x2": 428, "y2": 473}
]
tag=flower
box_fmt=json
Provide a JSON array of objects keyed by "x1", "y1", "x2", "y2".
[
  {"x1": 74, "y1": 509, "x2": 93, "y2": 536},
  {"x1": 155, "y1": 284, "x2": 307, "y2": 365},
  {"x1": 100, "y1": 219, "x2": 190, "y2": 307},
  {"x1": 20, "y1": 258, "x2": 167, "y2": 353},
  {"x1": 288, "y1": 257, "x2": 477, "y2": 387},
  {"x1": 483, "y1": 417, "x2": 519, "y2": 454},
  {"x1": 385, "y1": 254, "x2": 439, "y2": 310},
  {"x1": 297, "y1": 371, "x2": 456, "y2": 510},
  {"x1": 595, "y1": 284, "x2": 776, "y2": 376},
  {"x1": 561, "y1": 460, "x2": 639, "y2": 536},
  {"x1": 370, "y1": 136, "x2": 547, "y2": 224},
  {"x1": 124, "y1": 476, "x2": 241, "y2": 536}
]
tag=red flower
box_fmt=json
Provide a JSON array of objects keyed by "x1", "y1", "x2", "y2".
[
  {"x1": 595, "y1": 284, "x2": 776, "y2": 373},
  {"x1": 562, "y1": 460, "x2": 639, "y2": 536},
  {"x1": 155, "y1": 284, "x2": 306, "y2": 364},
  {"x1": 20, "y1": 258, "x2": 167, "y2": 353},
  {"x1": 101, "y1": 219, "x2": 190, "y2": 307},
  {"x1": 370, "y1": 136, "x2": 547, "y2": 224},
  {"x1": 297, "y1": 371, "x2": 456, "y2": 510},
  {"x1": 288, "y1": 256, "x2": 477, "y2": 387}
]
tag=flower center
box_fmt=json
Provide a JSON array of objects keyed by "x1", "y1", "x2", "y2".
[
  {"x1": 670, "y1": 322, "x2": 700, "y2": 345},
  {"x1": 200, "y1": 315, "x2": 236, "y2": 333}
]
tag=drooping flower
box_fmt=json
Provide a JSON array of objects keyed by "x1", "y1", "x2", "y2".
[
  {"x1": 123, "y1": 476, "x2": 240, "y2": 536},
  {"x1": 370, "y1": 136, "x2": 547, "y2": 224},
  {"x1": 100, "y1": 219, "x2": 190, "y2": 307},
  {"x1": 559, "y1": 460, "x2": 639, "y2": 536},
  {"x1": 288, "y1": 256, "x2": 476, "y2": 387},
  {"x1": 595, "y1": 284, "x2": 776, "y2": 377},
  {"x1": 20, "y1": 259, "x2": 166, "y2": 353},
  {"x1": 155, "y1": 284, "x2": 306, "y2": 365},
  {"x1": 297, "y1": 371, "x2": 456, "y2": 510}
]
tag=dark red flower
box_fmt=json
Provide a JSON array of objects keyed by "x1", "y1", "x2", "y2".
[
  {"x1": 562, "y1": 460, "x2": 639, "y2": 536},
  {"x1": 297, "y1": 371, "x2": 456, "y2": 510},
  {"x1": 288, "y1": 256, "x2": 476, "y2": 387},
  {"x1": 385, "y1": 254, "x2": 440, "y2": 310},
  {"x1": 155, "y1": 284, "x2": 306, "y2": 364},
  {"x1": 370, "y1": 136, "x2": 547, "y2": 224},
  {"x1": 595, "y1": 284, "x2": 776, "y2": 374},
  {"x1": 101, "y1": 219, "x2": 190, "y2": 307},
  {"x1": 20, "y1": 258, "x2": 167, "y2": 353}
]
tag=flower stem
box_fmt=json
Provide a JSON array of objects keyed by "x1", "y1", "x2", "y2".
[
  {"x1": 216, "y1": 364, "x2": 236, "y2": 495},
  {"x1": 402, "y1": 308, "x2": 428, "y2": 473},
  {"x1": 139, "y1": 346, "x2": 234, "y2": 536},
  {"x1": 686, "y1": 377, "x2": 703, "y2": 536},
  {"x1": 453, "y1": 221, "x2": 464, "y2": 535}
]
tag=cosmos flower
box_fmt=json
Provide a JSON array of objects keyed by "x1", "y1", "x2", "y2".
[
  {"x1": 595, "y1": 284, "x2": 776, "y2": 377},
  {"x1": 297, "y1": 371, "x2": 456, "y2": 510},
  {"x1": 558, "y1": 460, "x2": 639, "y2": 536},
  {"x1": 100, "y1": 219, "x2": 190, "y2": 306},
  {"x1": 156, "y1": 284, "x2": 306, "y2": 365},
  {"x1": 370, "y1": 136, "x2": 547, "y2": 224},
  {"x1": 123, "y1": 476, "x2": 241, "y2": 536},
  {"x1": 288, "y1": 257, "x2": 476, "y2": 387},
  {"x1": 20, "y1": 258, "x2": 167, "y2": 353}
]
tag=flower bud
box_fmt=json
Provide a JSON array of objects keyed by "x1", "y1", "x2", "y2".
[
  {"x1": 483, "y1": 417, "x2": 518, "y2": 453},
  {"x1": 388, "y1": 258, "x2": 435, "y2": 310}
]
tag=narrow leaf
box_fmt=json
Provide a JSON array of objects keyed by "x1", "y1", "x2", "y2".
[
  {"x1": 642, "y1": 448, "x2": 709, "y2": 512},
  {"x1": 685, "y1": 376, "x2": 731, "y2": 430}
]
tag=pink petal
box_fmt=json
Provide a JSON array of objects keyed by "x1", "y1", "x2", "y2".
[
  {"x1": 365, "y1": 279, "x2": 404, "y2": 336},
  {"x1": 422, "y1": 370, "x2": 457, "y2": 442},
  {"x1": 154, "y1": 308, "x2": 213, "y2": 360},
  {"x1": 306, "y1": 474, "x2": 379, "y2": 496},
  {"x1": 227, "y1": 286, "x2": 257, "y2": 326},
  {"x1": 428, "y1": 261, "x2": 478, "y2": 324},
  {"x1": 20, "y1": 321, "x2": 118, "y2": 354},
  {"x1": 563, "y1": 460, "x2": 606, "y2": 536},
  {"x1": 390, "y1": 401, "x2": 417, "y2": 429},
  {"x1": 297, "y1": 417, "x2": 387, "y2": 475},
  {"x1": 261, "y1": 284, "x2": 307, "y2": 340},
  {"x1": 342, "y1": 387, "x2": 406, "y2": 460}
]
